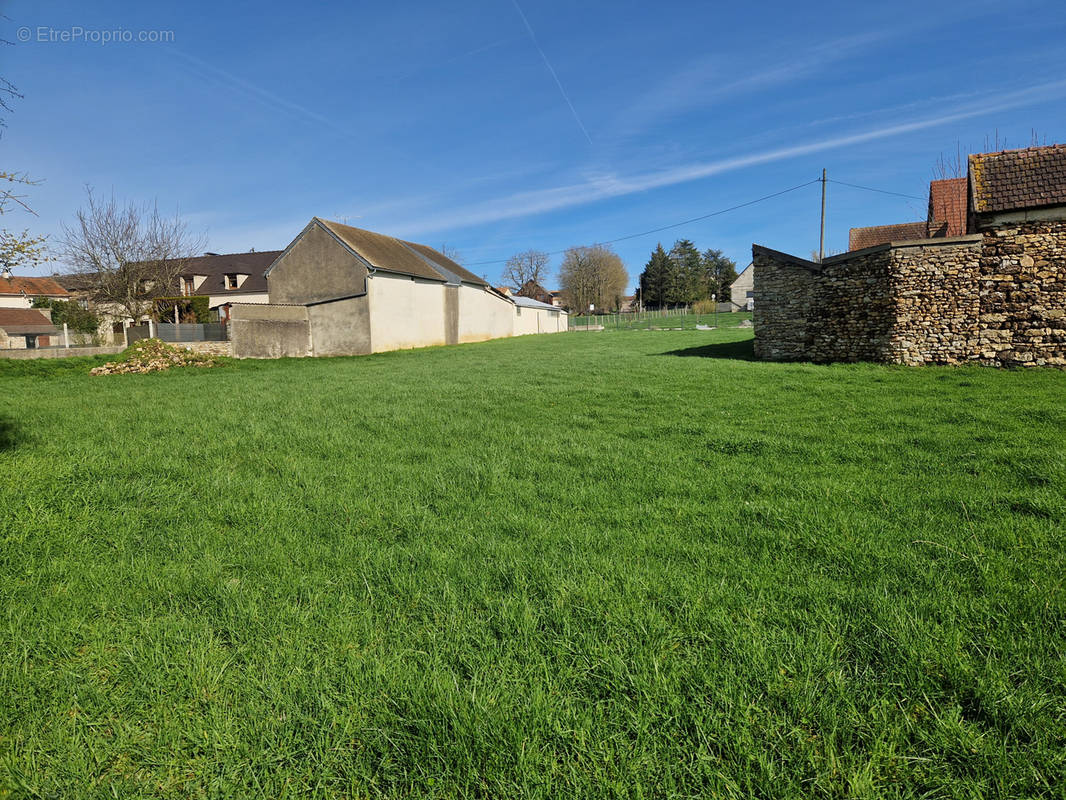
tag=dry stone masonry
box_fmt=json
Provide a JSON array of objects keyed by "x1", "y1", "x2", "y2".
[{"x1": 753, "y1": 145, "x2": 1066, "y2": 367}]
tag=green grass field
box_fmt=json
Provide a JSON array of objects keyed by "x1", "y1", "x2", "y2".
[
  {"x1": 569, "y1": 310, "x2": 751, "y2": 330},
  {"x1": 1, "y1": 329, "x2": 1064, "y2": 798}
]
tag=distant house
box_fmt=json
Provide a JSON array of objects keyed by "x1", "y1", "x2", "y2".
[
  {"x1": 230, "y1": 218, "x2": 567, "y2": 358},
  {"x1": 177, "y1": 251, "x2": 278, "y2": 322},
  {"x1": 516, "y1": 280, "x2": 554, "y2": 305},
  {"x1": 726, "y1": 263, "x2": 754, "y2": 311},
  {"x1": 0, "y1": 307, "x2": 58, "y2": 349},
  {"x1": 0, "y1": 273, "x2": 71, "y2": 309},
  {"x1": 548, "y1": 290, "x2": 566, "y2": 309}
]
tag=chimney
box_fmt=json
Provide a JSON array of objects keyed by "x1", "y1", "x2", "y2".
[{"x1": 1, "y1": 265, "x2": 11, "y2": 281}]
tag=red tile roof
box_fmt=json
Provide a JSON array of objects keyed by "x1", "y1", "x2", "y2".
[
  {"x1": 0, "y1": 276, "x2": 71, "y2": 297},
  {"x1": 0, "y1": 307, "x2": 58, "y2": 334},
  {"x1": 928, "y1": 178, "x2": 968, "y2": 236},
  {"x1": 848, "y1": 221, "x2": 928, "y2": 252},
  {"x1": 969, "y1": 144, "x2": 1066, "y2": 214}
]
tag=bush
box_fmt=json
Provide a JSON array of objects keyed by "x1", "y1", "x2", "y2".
[
  {"x1": 31, "y1": 298, "x2": 102, "y2": 334},
  {"x1": 693, "y1": 299, "x2": 717, "y2": 315},
  {"x1": 154, "y1": 296, "x2": 211, "y2": 323}
]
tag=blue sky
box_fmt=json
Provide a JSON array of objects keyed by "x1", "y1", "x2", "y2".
[{"x1": 4, "y1": 0, "x2": 1065, "y2": 290}]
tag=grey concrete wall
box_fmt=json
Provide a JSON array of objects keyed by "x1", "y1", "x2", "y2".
[
  {"x1": 444, "y1": 285, "x2": 459, "y2": 345},
  {"x1": 230, "y1": 304, "x2": 311, "y2": 359},
  {"x1": 0, "y1": 345, "x2": 125, "y2": 360},
  {"x1": 307, "y1": 295, "x2": 372, "y2": 356},
  {"x1": 268, "y1": 222, "x2": 369, "y2": 304}
]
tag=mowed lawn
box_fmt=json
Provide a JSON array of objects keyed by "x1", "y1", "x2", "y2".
[{"x1": 1, "y1": 329, "x2": 1064, "y2": 799}]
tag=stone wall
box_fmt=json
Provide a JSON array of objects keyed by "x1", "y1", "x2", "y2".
[
  {"x1": 178, "y1": 341, "x2": 233, "y2": 358},
  {"x1": 752, "y1": 222, "x2": 1066, "y2": 367},
  {"x1": 888, "y1": 240, "x2": 983, "y2": 365},
  {"x1": 809, "y1": 247, "x2": 898, "y2": 363},
  {"x1": 977, "y1": 220, "x2": 1066, "y2": 367},
  {"x1": 751, "y1": 248, "x2": 818, "y2": 361},
  {"x1": 0, "y1": 345, "x2": 125, "y2": 360}
]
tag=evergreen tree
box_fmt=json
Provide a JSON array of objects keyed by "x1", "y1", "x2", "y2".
[
  {"x1": 701, "y1": 248, "x2": 738, "y2": 302},
  {"x1": 668, "y1": 239, "x2": 702, "y2": 306},
  {"x1": 638, "y1": 243, "x2": 670, "y2": 308}
]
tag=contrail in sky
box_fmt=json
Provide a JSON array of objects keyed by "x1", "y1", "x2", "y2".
[{"x1": 511, "y1": 0, "x2": 593, "y2": 146}]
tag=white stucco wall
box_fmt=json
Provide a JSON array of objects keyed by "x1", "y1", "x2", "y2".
[
  {"x1": 514, "y1": 305, "x2": 567, "y2": 335},
  {"x1": 0, "y1": 296, "x2": 32, "y2": 309},
  {"x1": 368, "y1": 272, "x2": 448, "y2": 352},
  {"x1": 457, "y1": 285, "x2": 514, "y2": 343}
]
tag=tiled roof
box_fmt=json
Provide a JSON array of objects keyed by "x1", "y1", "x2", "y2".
[
  {"x1": 848, "y1": 221, "x2": 928, "y2": 252},
  {"x1": 179, "y1": 251, "x2": 279, "y2": 296},
  {"x1": 969, "y1": 144, "x2": 1066, "y2": 214},
  {"x1": 315, "y1": 219, "x2": 443, "y2": 282},
  {"x1": 0, "y1": 307, "x2": 58, "y2": 334},
  {"x1": 315, "y1": 219, "x2": 488, "y2": 286},
  {"x1": 928, "y1": 178, "x2": 968, "y2": 236},
  {"x1": 0, "y1": 276, "x2": 71, "y2": 297},
  {"x1": 401, "y1": 240, "x2": 489, "y2": 287}
]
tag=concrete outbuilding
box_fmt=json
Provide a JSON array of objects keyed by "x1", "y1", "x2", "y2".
[{"x1": 231, "y1": 218, "x2": 567, "y2": 358}]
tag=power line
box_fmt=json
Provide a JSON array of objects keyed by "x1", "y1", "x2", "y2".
[
  {"x1": 827, "y1": 179, "x2": 926, "y2": 201},
  {"x1": 464, "y1": 178, "x2": 820, "y2": 266}
]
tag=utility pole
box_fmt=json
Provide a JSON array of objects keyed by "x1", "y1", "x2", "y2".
[{"x1": 819, "y1": 168, "x2": 827, "y2": 263}]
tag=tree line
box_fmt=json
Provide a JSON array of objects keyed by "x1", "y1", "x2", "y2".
[
  {"x1": 638, "y1": 240, "x2": 738, "y2": 309},
  {"x1": 504, "y1": 245, "x2": 628, "y2": 314}
]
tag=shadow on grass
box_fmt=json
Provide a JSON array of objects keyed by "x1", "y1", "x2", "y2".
[
  {"x1": 658, "y1": 339, "x2": 756, "y2": 361},
  {"x1": 0, "y1": 417, "x2": 21, "y2": 451}
]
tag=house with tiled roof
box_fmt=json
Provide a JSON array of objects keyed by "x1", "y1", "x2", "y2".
[
  {"x1": 0, "y1": 271, "x2": 71, "y2": 309},
  {"x1": 229, "y1": 218, "x2": 567, "y2": 358},
  {"x1": 0, "y1": 307, "x2": 59, "y2": 349},
  {"x1": 753, "y1": 143, "x2": 1066, "y2": 367},
  {"x1": 176, "y1": 250, "x2": 278, "y2": 322},
  {"x1": 516, "y1": 280, "x2": 554, "y2": 306}
]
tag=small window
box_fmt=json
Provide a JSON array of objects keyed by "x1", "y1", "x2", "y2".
[
  {"x1": 550, "y1": 310, "x2": 559, "y2": 318},
  {"x1": 746, "y1": 290, "x2": 754, "y2": 298},
  {"x1": 183, "y1": 277, "x2": 195, "y2": 295},
  {"x1": 516, "y1": 307, "x2": 522, "y2": 316},
  {"x1": 226, "y1": 274, "x2": 238, "y2": 289}
]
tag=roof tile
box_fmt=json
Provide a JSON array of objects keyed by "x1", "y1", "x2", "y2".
[{"x1": 969, "y1": 143, "x2": 1066, "y2": 213}]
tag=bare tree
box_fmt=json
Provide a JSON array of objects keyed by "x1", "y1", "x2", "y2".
[
  {"x1": 933, "y1": 131, "x2": 1049, "y2": 181},
  {"x1": 933, "y1": 140, "x2": 964, "y2": 180},
  {"x1": 504, "y1": 249, "x2": 550, "y2": 291},
  {"x1": 0, "y1": 65, "x2": 48, "y2": 269},
  {"x1": 1, "y1": 171, "x2": 46, "y2": 269},
  {"x1": 60, "y1": 188, "x2": 205, "y2": 321},
  {"x1": 559, "y1": 244, "x2": 628, "y2": 314}
]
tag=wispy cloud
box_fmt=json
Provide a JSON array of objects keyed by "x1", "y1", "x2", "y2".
[
  {"x1": 615, "y1": 30, "x2": 894, "y2": 139},
  {"x1": 170, "y1": 49, "x2": 353, "y2": 138},
  {"x1": 391, "y1": 78, "x2": 1066, "y2": 236},
  {"x1": 511, "y1": 0, "x2": 592, "y2": 145}
]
